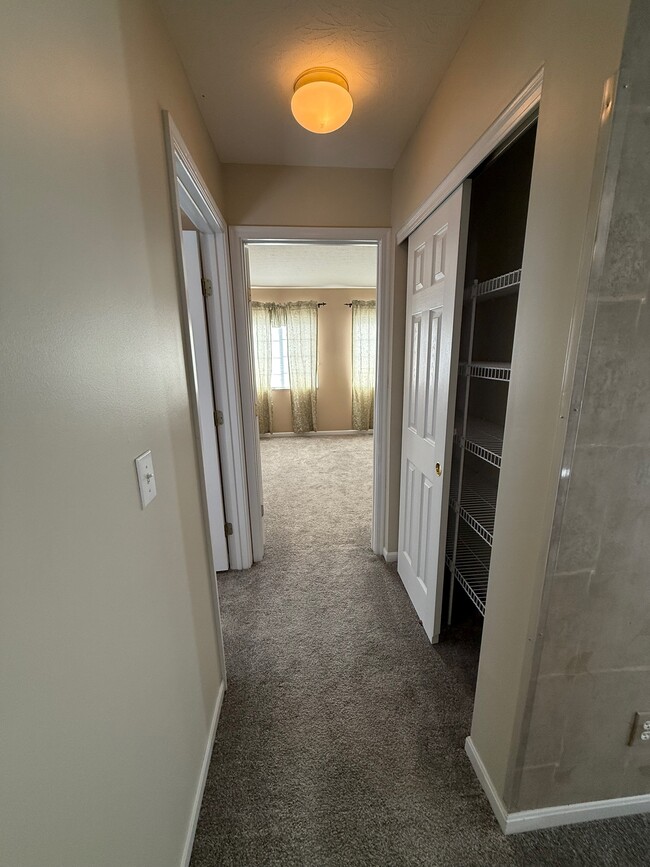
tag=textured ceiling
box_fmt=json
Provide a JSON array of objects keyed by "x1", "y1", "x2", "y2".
[
  {"x1": 247, "y1": 243, "x2": 378, "y2": 288},
  {"x1": 158, "y1": 0, "x2": 482, "y2": 168}
]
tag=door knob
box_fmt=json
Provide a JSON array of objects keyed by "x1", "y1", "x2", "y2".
[{"x1": 435, "y1": 462, "x2": 442, "y2": 476}]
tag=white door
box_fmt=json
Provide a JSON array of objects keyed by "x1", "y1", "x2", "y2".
[
  {"x1": 397, "y1": 183, "x2": 470, "y2": 643},
  {"x1": 182, "y1": 230, "x2": 229, "y2": 572}
]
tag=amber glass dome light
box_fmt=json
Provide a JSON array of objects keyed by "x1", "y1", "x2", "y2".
[{"x1": 291, "y1": 67, "x2": 353, "y2": 134}]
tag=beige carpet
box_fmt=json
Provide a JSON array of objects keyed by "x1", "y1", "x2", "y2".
[{"x1": 191, "y1": 435, "x2": 649, "y2": 866}]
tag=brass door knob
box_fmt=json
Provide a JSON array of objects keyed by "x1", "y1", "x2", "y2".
[{"x1": 435, "y1": 462, "x2": 442, "y2": 476}]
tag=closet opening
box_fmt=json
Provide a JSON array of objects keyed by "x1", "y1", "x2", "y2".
[
  {"x1": 244, "y1": 241, "x2": 379, "y2": 552},
  {"x1": 443, "y1": 116, "x2": 538, "y2": 649},
  {"x1": 396, "y1": 112, "x2": 539, "y2": 674}
]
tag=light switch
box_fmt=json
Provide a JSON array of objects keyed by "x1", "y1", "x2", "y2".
[{"x1": 135, "y1": 450, "x2": 157, "y2": 508}]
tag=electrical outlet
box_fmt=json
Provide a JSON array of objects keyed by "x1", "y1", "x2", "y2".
[{"x1": 629, "y1": 712, "x2": 650, "y2": 746}]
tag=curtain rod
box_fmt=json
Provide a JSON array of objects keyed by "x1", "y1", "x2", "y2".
[{"x1": 317, "y1": 302, "x2": 326, "y2": 307}]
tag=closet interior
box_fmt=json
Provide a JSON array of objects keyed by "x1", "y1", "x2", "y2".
[{"x1": 444, "y1": 116, "x2": 538, "y2": 626}]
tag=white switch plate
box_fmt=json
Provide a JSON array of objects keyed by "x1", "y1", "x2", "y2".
[{"x1": 135, "y1": 450, "x2": 157, "y2": 508}]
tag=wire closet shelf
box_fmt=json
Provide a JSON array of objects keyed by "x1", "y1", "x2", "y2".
[
  {"x1": 463, "y1": 361, "x2": 511, "y2": 382},
  {"x1": 471, "y1": 267, "x2": 522, "y2": 301},
  {"x1": 445, "y1": 530, "x2": 490, "y2": 616},
  {"x1": 457, "y1": 418, "x2": 504, "y2": 469},
  {"x1": 451, "y1": 472, "x2": 497, "y2": 546},
  {"x1": 447, "y1": 265, "x2": 523, "y2": 621}
]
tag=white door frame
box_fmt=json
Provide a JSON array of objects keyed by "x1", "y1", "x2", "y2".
[
  {"x1": 163, "y1": 112, "x2": 254, "y2": 677},
  {"x1": 229, "y1": 225, "x2": 394, "y2": 560}
]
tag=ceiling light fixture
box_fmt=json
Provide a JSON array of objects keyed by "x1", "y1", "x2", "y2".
[{"x1": 291, "y1": 67, "x2": 353, "y2": 134}]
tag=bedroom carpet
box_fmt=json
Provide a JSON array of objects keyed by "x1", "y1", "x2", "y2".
[{"x1": 190, "y1": 435, "x2": 649, "y2": 866}]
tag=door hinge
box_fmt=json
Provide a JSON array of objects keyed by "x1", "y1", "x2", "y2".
[
  {"x1": 201, "y1": 277, "x2": 213, "y2": 297},
  {"x1": 214, "y1": 409, "x2": 224, "y2": 426},
  {"x1": 224, "y1": 522, "x2": 233, "y2": 536},
  {"x1": 261, "y1": 504, "x2": 265, "y2": 517}
]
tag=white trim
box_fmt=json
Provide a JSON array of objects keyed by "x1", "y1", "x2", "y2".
[
  {"x1": 181, "y1": 679, "x2": 225, "y2": 867},
  {"x1": 465, "y1": 736, "x2": 510, "y2": 832},
  {"x1": 229, "y1": 226, "x2": 393, "y2": 559},
  {"x1": 260, "y1": 429, "x2": 373, "y2": 438},
  {"x1": 164, "y1": 113, "x2": 252, "y2": 576},
  {"x1": 382, "y1": 549, "x2": 398, "y2": 563},
  {"x1": 465, "y1": 737, "x2": 650, "y2": 835},
  {"x1": 396, "y1": 69, "x2": 544, "y2": 244},
  {"x1": 163, "y1": 114, "x2": 230, "y2": 684}
]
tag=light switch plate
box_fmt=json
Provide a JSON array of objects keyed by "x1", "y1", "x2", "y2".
[{"x1": 135, "y1": 450, "x2": 157, "y2": 508}]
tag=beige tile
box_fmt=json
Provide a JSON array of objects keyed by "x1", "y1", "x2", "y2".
[
  {"x1": 551, "y1": 671, "x2": 650, "y2": 803},
  {"x1": 622, "y1": 758, "x2": 650, "y2": 797},
  {"x1": 515, "y1": 764, "x2": 558, "y2": 811},
  {"x1": 597, "y1": 445, "x2": 650, "y2": 575},
  {"x1": 522, "y1": 674, "x2": 575, "y2": 767},
  {"x1": 555, "y1": 446, "x2": 615, "y2": 573},
  {"x1": 578, "y1": 301, "x2": 650, "y2": 447},
  {"x1": 581, "y1": 569, "x2": 650, "y2": 671},
  {"x1": 538, "y1": 572, "x2": 591, "y2": 676}
]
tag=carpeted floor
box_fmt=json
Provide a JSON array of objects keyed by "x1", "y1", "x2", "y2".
[{"x1": 191, "y1": 435, "x2": 649, "y2": 866}]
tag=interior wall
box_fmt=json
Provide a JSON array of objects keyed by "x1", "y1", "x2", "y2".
[
  {"x1": 223, "y1": 163, "x2": 392, "y2": 228},
  {"x1": 514, "y1": 0, "x2": 650, "y2": 810},
  {"x1": 390, "y1": 0, "x2": 630, "y2": 804},
  {"x1": 0, "y1": 1, "x2": 226, "y2": 865},
  {"x1": 251, "y1": 288, "x2": 376, "y2": 432}
]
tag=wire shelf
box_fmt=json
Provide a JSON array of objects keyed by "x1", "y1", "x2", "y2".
[
  {"x1": 473, "y1": 268, "x2": 522, "y2": 300},
  {"x1": 464, "y1": 361, "x2": 511, "y2": 382},
  {"x1": 445, "y1": 507, "x2": 457, "y2": 560},
  {"x1": 445, "y1": 529, "x2": 490, "y2": 616},
  {"x1": 451, "y1": 473, "x2": 497, "y2": 545},
  {"x1": 459, "y1": 418, "x2": 504, "y2": 468}
]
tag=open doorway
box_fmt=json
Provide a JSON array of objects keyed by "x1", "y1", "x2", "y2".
[
  {"x1": 246, "y1": 242, "x2": 378, "y2": 553},
  {"x1": 229, "y1": 228, "x2": 392, "y2": 564}
]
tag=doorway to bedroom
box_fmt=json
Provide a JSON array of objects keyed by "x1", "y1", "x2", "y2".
[{"x1": 246, "y1": 241, "x2": 378, "y2": 556}]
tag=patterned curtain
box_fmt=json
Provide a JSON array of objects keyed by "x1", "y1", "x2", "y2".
[
  {"x1": 251, "y1": 303, "x2": 273, "y2": 434},
  {"x1": 284, "y1": 302, "x2": 319, "y2": 433},
  {"x1": 351, "y1": 300, "x2": 376, "y2": 431}
]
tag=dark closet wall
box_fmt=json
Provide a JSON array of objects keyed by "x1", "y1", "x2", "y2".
[{"x1": 465, "y1": 122, "x2": 538, "y2": 286}]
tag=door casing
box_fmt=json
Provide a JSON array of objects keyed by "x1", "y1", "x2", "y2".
[{"x1": 229, "y1": 226, "x2": 393, "y2": 561}]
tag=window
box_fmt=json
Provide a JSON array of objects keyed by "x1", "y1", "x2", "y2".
[{"x1": 271, "y1": 324, "x2": 289, "y2": 389}]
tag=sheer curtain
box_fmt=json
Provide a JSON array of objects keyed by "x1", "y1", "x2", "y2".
[
  {"x1": 284, "y1": 301, "x2": 318, "y2": 433},
  {"x1": 251, "y1": 302, "x2": 273, "y2": 434},
  {"x1": 351, "y1": 300, "x2": 376, "y2": 431}
]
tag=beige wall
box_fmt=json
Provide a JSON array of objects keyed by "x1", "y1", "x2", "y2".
[
  {"x1": 391, "y1": 0, "x2": 630, "y2": 806},
  {"x1": 223, "y1": 163, "x2": 392, "y2": 227},
  {"x1": 1, "y1": 1, "x2": 226, "y2": 865},
  {"x1": 251, "y1": 288, "x2": 376, "y2": 432}
]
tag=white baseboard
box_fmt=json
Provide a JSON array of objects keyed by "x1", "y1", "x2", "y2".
[
  {"x1": 465, "y1": 736, "x2": 650, "y2": 835},
  {"x1": 261, "y1": 429, "x2": 373, "y2": 438},
  {"x1": 464, "y1": 737, "x2": 510, "y2": 831},
  {"x1": 181, "y1": 680, "x2": 225, "y2": 866},
  {"x1": 382, "y1": 548, "x2": 398, "y2": 563}
]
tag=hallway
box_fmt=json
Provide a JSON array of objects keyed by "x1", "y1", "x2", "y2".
[{"x1": 191, "y1": 437, "x2": 649, "y2": 866}]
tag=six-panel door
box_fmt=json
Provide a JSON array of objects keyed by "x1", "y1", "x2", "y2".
[{"x1": 397, "y1": 183, "x2": 470, "y2": 642}]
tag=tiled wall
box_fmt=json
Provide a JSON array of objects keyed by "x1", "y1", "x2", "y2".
[{"x1": 514, "y1": 0, "x2": 650, "y2": 810}]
